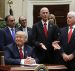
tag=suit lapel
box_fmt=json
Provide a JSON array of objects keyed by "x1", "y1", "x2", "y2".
[
  {"x1": 12, "y1": 43, "x2": 20, "y2": 58},
  {"x1": 64, "y1": 27, "x2": 68, "y2": 43},
  {"x1": 48, "y1": 23, "x2": 53, "y2": 37},
  {"x1": 39, "y1": 22, "x2": 46, "y2": 38},
  {"x1": 6, "y1": 27, "x2": 13, "y2": 40},
  {"x1": 24, "y1": 45, "x2": 30, "y2": 58}
]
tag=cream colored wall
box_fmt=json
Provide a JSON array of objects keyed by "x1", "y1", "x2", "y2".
[
  {"x1": 5, "y1": 0, "x2": 75, "y2": 27},
  {"x1": 70, "y1": 0, "x2": 75, "y2": 11},
  {"x1": 5, "y1": 0, "x2": 22, "y2": 21},
  {"x1": 0, "y1": 0, "x2": 5, "y2": 18}
]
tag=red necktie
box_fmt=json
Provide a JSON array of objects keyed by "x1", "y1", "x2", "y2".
[
  {"x1": 68, "y1": 26, "x2": 72, "y2": 43},
  {"x1": 19, "y1": 47, "x2": 23, "y2": 59},
  {"x1": 44, "y1": 23, "x2": 48, "y2": 38}
]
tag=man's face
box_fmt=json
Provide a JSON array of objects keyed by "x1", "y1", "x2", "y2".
[
  {"x1": 7, "y1": 16, "x2": 15, "y2": 28},
  {"x1": 40, "y1": 8, "x2": 49, "y2": 22},
  {"x1": 19, "y1": 17, "x2": 27, "y2": 28},
  {"x1": 15, "y1": 34, "x2": 25, "y2": 47},
  {"x1": 67, "y1": 15, "x2": 75, "y2": 26}
]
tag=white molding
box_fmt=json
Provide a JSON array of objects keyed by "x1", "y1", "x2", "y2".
[
  {"x1": 27, "y1": 0, "x2": 72, "y2": 27},
  {"x1": 30, "y1": 0, "x2": 72, "y2": 5}
]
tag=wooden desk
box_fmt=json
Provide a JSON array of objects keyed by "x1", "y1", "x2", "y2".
[{"x1": 0, "y1": 64, "x2": 67, "y2": 71}]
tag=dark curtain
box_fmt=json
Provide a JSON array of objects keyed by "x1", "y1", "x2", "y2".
[{"x1": 9, "y1": 8, "x2": 13, "y2": 15}]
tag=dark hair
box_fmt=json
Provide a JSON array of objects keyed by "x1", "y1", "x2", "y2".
[{"x1": 5, "y1": 15, "x2": 12, "y2": 21}]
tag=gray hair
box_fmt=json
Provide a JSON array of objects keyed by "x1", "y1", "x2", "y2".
[
  {"x1": 15, "y1": 31, "x2": 27, "y2": 41},
  {"x1": 67, "y1": 11, "x2": 75, "y2": 18}
]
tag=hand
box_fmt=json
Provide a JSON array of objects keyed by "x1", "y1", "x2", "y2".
[
  {"x1": 24, "y1": 57, "x2": 36, "y2": 64},
  {"x1": 40, "y1": 43, "x2": 47, "y2": 50},
  {"x1": 68, "y1": 54, "x2": 74, "y2": 61},
  {"x1": 62, "y1": 53, "x2": 69, "y2": 62},
  {"x1": 52, "y1": 41, "x2": 61, "y2": 50}
]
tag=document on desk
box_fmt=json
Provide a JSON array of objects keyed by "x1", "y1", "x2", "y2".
[{"x1": 23, "y1": 64, "x2": 39, "y2": 67}]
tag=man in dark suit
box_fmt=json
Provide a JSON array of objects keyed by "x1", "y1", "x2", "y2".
[
  {"x1": 18, "y1": 16, "x2": 32, "y2": 46},
  {"x1": 32, "y1": 7, "x2": 59, "y2": 64},
  {"x1": 4, "y1": 31, "x2": 37, "y2": 65},
  {"x1": 2, "y1": 15, "x2": 19, "y2": 49},
  {"x1": 52, "y1": 11, "x2": 75, "y2": 70},
  {"x1": 0, "y1": 29, "x2": 5, "y2": 51}
]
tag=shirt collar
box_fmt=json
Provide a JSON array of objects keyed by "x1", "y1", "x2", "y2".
[
  {"x1": 18, "y1": 46, "x2": 24, "y2": 50},
  {"x1": 8, "y1": 27, "x2": 15, "y2": 30},
  {"x1": 69, "y1": 25, "x2": 75, "y2": 29},
  {"x1": 73, "y1": 25, "x2": 75, "y2": 29},
  {"x1": 41, "y1": 20, "x2": 48, "y2": 25}
]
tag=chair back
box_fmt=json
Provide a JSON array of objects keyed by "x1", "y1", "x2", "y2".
[{"x1": 0, "y1": 51, "x2": 4, "y2": 65}]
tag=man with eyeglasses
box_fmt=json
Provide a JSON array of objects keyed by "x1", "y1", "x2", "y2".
[{"x1": 18, "y1": 16, "x2": 32, "y2": 46}]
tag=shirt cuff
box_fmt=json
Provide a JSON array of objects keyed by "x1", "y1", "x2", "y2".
[{"x1": 20, "y1": 59, "x2": 24, "y2": 65}]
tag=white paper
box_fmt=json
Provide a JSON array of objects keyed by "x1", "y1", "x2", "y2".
[{"x1": 23, "y1": 64, "x2": 39, "y2": 66}]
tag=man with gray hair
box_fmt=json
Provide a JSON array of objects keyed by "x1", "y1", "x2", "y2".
[
  {"x1": 4, "y1": 31, "x2": 37, "y2": 65},
  {"x1": 32, "y1": 7, "x2": 59, "y2": 64},
  {"x1": 52, "y1": 11, "x2": 75, "y2": 70}
]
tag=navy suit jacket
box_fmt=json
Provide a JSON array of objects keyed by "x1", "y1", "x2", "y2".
[
  {"x1": 56, "y1": 27, "x2": 75, "y2": 68},
  {"x1": 2, "y1": 27, "x2": 19, "y2": 47},
  {"x1": 32, "y1": 21, "x2": 59, "y2": 64},
  {"x1": 4, "y1": 43, "x2": 36, "y2": 65},
  {"x1": 0, "y1": 29, "x2": 6, "y2": 51}
]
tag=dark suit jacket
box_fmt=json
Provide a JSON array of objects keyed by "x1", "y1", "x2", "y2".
[
  {"x1": 56, "y1": 27, "x2": 75, "y2": 69},
  {"x1": 18, "y1": 26, "x2": 32, "y2": 46},
  {"x1": 2, "y1": 27, "x2": 19, "y2": 48},
  {"x1": 4, "y1": 43, "x2": 37, "y2": 65},
  {"x1": 32, "y1": 21, "x2": 59, "y2": 64},
  {"x1": 0, "y1": 29, "x2": 6, "y2": 51}
]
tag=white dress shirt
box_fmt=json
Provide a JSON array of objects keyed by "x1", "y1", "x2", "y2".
[
  {"x1": 23, "y1": 27, "x2": 28, "y2": 40},
  {"x1": 68, "y1": 25, "x2": 75, "y2": 33}
]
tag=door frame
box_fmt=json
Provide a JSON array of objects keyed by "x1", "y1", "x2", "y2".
[{"x1": 27, "y1": 0, "x2": 71, "y2": 27}]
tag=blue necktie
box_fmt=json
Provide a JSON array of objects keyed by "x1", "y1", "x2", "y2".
[{"x1": 11, "y1": 28, "x2": 15, "y2": 40}]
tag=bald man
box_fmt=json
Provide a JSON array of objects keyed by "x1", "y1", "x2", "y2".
[
  {"x1": 52, "y1": 11, "x2": 75, "y2": 70},
  {"x1": 18, "y1": 16, "x2": 32, "y2": 46},
  {"x1": 4, "y1": 31, "x2": 37, "y2": 65},
  {"x1": 32, "y1": 7, "x2": 59, "y2": 64}
]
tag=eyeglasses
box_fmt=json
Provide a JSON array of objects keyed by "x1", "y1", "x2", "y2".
[{"x1": 9, "y1": 19, "x2": 15, "y2": 22}]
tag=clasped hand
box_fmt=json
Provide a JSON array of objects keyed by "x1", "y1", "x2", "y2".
[
  {"x1": 24, "y1": 57, "x2": 36, "y2": 64},
  {"x1": 62, "y1": 53, "x2": 74, "y2": 62}
]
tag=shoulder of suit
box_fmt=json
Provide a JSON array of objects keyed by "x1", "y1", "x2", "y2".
[
  {"x1": 27, "y1": 27, "x2": 32, "y2": 30},
  {"x1": 2, "y1": 27, "x2": 8, "y2": 30},
  {"x1": 5, "y1": 43, "x2": 15, "y2": 49},
  {"x1": 25, "y1": 45, "x2": 32, "y2": 48},
  {"x1": 60, "y1": 27, "x2": 67, "y2": 31},
  {"x1": 34, "y1": 21, "x2": 42, "y2": 25},
  {"x1": 15, "y1": 28, "x2": 20, "y2": 31}
]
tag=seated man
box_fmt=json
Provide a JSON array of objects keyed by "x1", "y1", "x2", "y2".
[{"x1": 4, "y1": 31, "x2": 37, "y2": 65}]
